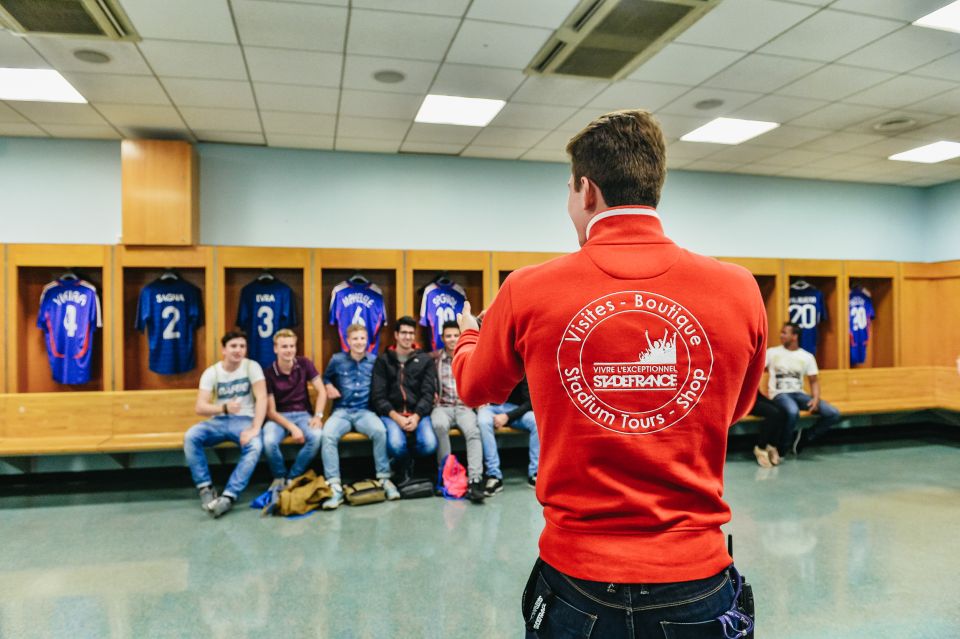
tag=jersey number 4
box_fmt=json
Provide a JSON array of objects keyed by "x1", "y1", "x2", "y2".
[{"x1": 63, "y1": 305, "x2": 79, "y2": 338}]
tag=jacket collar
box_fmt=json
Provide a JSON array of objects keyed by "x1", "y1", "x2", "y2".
[{"x1": 585, "y1": 206, "x2": 663, "y2": 243}]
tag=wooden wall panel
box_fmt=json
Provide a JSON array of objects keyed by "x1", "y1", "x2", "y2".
[
  {"x1": 491, "y1": 251, "x2": 566, "y2": 302},
  {"x1": 406, "y1": 250, "x2": 490, "y2": 351},
  {"x1": 121, "y1": 140, "x2": 198, "y2": 246},
  {"x1": 901, "y1": 261, "x2": 960, "y2": 368}
]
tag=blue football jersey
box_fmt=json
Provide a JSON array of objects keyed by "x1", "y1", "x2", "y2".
[
  {"x1": 37, "y1": 278, "x2": 102, "y2": 385},
  {"x1": 136, "y1": 278, "x2": 204, "y2": 375},
  {"x1": 419, "y1": 281, "x2": 467, "y2": 351},
  {"x1": 329, "y1": 281, "x2": 387, "y2": 354},
  {"x1": 849, "y1": 287, "x2": 875, "y2": 365},
  {"x1": 236, "y1": 279, "x2": 298, "y2": 368},
  {"x1": 788, "y1": 283, "x2": 826, "y2": 354}
]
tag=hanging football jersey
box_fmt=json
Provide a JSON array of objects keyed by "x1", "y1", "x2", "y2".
[
  {"x1": 236, "y1": 277, "x2": 298, "y2": 368},
  {"x1": 788, "y1": 281, "x2": 826, "y2": 354},
  {"x1": 849, "y1": 286, "x2": 875, "y2": 365},
  {"x1": 420, "y1": 280, "x2": 467, "y2": 351},
  {"x1": 37, "y1": 278, "x2": 102, "y2": 384},
  {"x1": 329, "y1": 280, "x2": 387, "y2": 354},
  {"x1": 136, "y1": 277, "x2": 204, "y2": 375}
]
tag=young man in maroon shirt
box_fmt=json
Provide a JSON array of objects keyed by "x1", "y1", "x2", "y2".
[{"x1": 454, "y1": 110, "x2": 764, "y2": 637}]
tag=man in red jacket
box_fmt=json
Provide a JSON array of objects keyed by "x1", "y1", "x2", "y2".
[{"x1": 454, "y1": 110, "x2": 765, "y2": 637}]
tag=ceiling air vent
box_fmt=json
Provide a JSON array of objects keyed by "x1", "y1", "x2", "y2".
[
  {"x1": 0, "y1": 0, "x2": 137, "y2": 41},
  {"x1": 527, "y1": 0, "x2": 719, "y2": 81}
]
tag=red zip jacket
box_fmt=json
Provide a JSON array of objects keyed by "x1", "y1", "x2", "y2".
[{"x1": 454, "y1": 207, "x2": 767, "y2": 583}]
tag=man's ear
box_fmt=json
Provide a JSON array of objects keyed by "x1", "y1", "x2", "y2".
[{"x1": 581, "y1": 176, "x2": 598, "y2": 212}]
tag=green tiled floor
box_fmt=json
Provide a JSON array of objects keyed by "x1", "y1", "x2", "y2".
[{"x1": 1, "y1": 439, "x2": 958, "y2": 638}]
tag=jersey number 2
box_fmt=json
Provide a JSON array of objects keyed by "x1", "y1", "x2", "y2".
[{"x1": 162, "y1": 306, "x2": 182, "y2": 340}]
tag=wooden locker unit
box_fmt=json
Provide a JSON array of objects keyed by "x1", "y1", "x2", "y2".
[
  {"x1": 216, "y1": 247, "x2": 311, "y2": 363},
  {"x1": 121, "y1": 140, "x2": 199, "y2": 246},
  {"x1": 845, "y1": 260, "x2": 900, "y2": 369},
  {"x1": 492, "y1": 251, "x2": 566, "y2": 298},
  {"x1": 407, "y1": 250, "x2": 490, "y2": 352},
  {"x1": 901, "y1": 261, "x2": 960, "y2": 367},
  {"x1": 5, "y1": 245, "x2": 113, "y2": 393},
  {"x1": 718, "y1": 257, "x2": 784, "y2": 346},
  {"x1": 315, "y1": 249, "x2": 403, "y2": 369},
  {"x1": 784, "y1": 259, "x2": 843, "y2": 370},
  {"x1": 115, "y1": 246, "x2": 214, "y2": 391}
]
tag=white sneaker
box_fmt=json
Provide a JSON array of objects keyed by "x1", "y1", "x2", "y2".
[
  {"x1": 322, "y1": 485, "x2": 344, "y2": 510},
  {"x1": 382, "y1": 479, "x2": 401, "y2": 501},
  {"x1": 268, "y1": 478, "x2": 286, "y2": 491}
]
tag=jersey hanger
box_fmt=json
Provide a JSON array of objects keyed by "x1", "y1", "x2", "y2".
[
  {"x1": 159, "y1": 268, "x2": 179, "y2": 281},
  {"x1": 60, "y1": 268, "x2": 79, "y2": 281},
  {"x1": 257, "y1": 268, "x2": 275, "y2": 282},
  {"x1": 348, "y1": 271, "x2": 370, "y2": 285},
  {"x1": 433, "y1": 271, "x2": 452, "y2": 286},
  {"x1": 791, "y1": 279, "x2": 810, "y2": 289}
]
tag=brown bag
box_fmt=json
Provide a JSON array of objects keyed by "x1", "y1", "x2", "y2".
[
  {"x1": 277, "y1": 470, "x2": 333, "y2": 516},
  {"x1": 343, "y1": 479, "x2": 386, "y2": 506}
]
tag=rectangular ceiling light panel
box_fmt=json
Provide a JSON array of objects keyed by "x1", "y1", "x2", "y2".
[
  {"x1": 914, "y1": 1, "x2": 960, "y2": 34},
  {"x1": 415, "y1": 95, "x2": 506, "y2": 127},
  {"x1": 889, "y1": 141, "x2": 960, "y2": 163},
  {"x1": 680, "y1": 117, "x2": 779, "y2": 144},
  {"x1": 0, "y1": 68, "x2": 87, "y2": 103}
]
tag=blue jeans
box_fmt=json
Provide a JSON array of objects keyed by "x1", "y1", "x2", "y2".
[
  {"x1": 383, "y1": 415, "x2": 437, "y2": 469},
  {"x1": 772, "y1": 392, "x2": 841, "y2": 450},
  {"x1": 321, "y1": 408, "x2": 391, "y2": 482},
  {"x1": 523, "y1": 560, "x2": 747, "y2": 638},
  {"x1": 262, "y1": 411, "x2": 322, "y2": 480},
  {"x1": 478, "y1": 403, "x2": 540, "y2": 479},
  {"x1": 183, "y1": 415, "x2": 263, "y2": 500}
]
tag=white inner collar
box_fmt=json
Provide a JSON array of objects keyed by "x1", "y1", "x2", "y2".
[{"x1": 586, "y1": 207, "x2": 660, "y2": 240}]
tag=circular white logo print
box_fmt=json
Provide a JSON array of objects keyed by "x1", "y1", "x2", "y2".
[{"x1": 556, "y1": 291, "x2": 714, "y2": 435}]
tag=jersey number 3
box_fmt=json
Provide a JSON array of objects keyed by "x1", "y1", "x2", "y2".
[{"x1": 257, "y1": 306, "x2": 274, "y2": 338}]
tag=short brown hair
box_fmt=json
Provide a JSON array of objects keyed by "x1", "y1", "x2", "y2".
[
  {"x1": 272, "y1": 328, "x2": 297, "y2": 344},
  {"x1": 221, "y1": 329, "x2": 247, "y2": 347},
  {"x1": 566, "y1": 109, "x2": 666, "y2": 208},
  {"x1": 346, "y1": 323, "x2": 367, "y2": 337}
]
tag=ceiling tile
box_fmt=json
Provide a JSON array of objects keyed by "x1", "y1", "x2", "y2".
[
  {"x1": 466, "y1": 0, "x2": 580, "y2": 29},
  {"x1": 446, "y1": 20, "x2": 552, "y2": 69},
  {"x1": 261, "y1": 111, "x2": 336, "y2": 136},
  {"x1": 406, "y1": 123, "x2": 479, "y2": 144},
  {"x1": 739, "y1": 125, "x2": 829, "y2": 149},
  {"x1": 179, "y1": 107, "x2": 261, "y2": 132},
  {"x1": 461, "y1": 146, "x2": 526, "y2": 160},
  {"x1": 797, "y1": 131, "x2": 885, "y2": 153},
  {"x1": 777, "y1": 65, "x2": 895, "y2": 101},
  {"x1": 704, "y1": 55, "x2": 822, "y2": 93},
  {"x1": 232, "y1": 1, "x2": 347, "y2": 52},
  {"x1": 430, "y1": 64, "x2": 525, "y2": 100},
  {"x1": 138, "y1": 41, "x2": 247, "y2": 80},
  {"x1": 685, "y1": 159, "x2": 742, "y2": 172},
  {"x1": 254, "y1": 83, "x2": 340, "y2": 114},
  {"x1": 532, "y1": 130, "x2": 575, "y2": 153},
  {"x1": 810, "y1": 153, "x2": 878, "y2": 171},
  {"x1": 659, "y1": 87, "x2": 763, "y2": 117},
  {"x1": 61, "y1": 73, "x2": 169, "y2": 106},
  {"x1": 629, "y1": 43, "x2": 743, "y2": 86},
  {"x1": 839, "y1": 27, "x2": 960, "y2": 73},
  {"x1": 588, "y1": 81, "x2": 689, "y2": 112},
  {"x1": 28, "y1": 39, "x2": 151, "y2": 75},
  {"x1": 162, "y1": 78, "x2": 256, "y2": 109},
  {"x1": 471, "y1": 126, "x2": 551, "y2": 148},
  {"x1": 117, "y1": 0, "x2": 237, "y2": 43},
  {"x1": 246, "y1": 48, "x2": 342, "y2": 87},
  {"x1": 847, "y1": 137, "x2": 933, "y2": 159},
  {"x1": 555, "y1": 107, "x2": 616, "y2": 133},
  {"x1": 343, "y1": 55, "x2": 438, "y2": 94},
  {"x1": 7, "y1": 102, "x2": 106, "y2": 125},
  {"x1": 652, "y1": 113, "x2": 716, "y2": 139},
  {"x1": 734, "y1": 163, "x2": 787, "y2": 176},
  {"x1": 900, "y1": 87, "x2": 960, "y2": 116},
  {"x1": 704, "y1": 145, "x2": 781, "y2": 164},
  {"x1": 665, "y1": 141, "x2": 723, "y2": 162},
  {"x1": 511, "y1": 76, "x2": 609, "y2": 107},
  {"x1": 912, "y1": 52, "x2": 960, "y2": 82},
  {"x1": 491, "y1": 103, "x2": 577, "y2": 129},
  {"x1": 0, "y1": 31, "x2": 49, "y2": 68},
  {"x1": 789, "y1": 103, "x2": 887, "y2": 129},
  {"x1": 758, "y1": 10, "x2": 901, "y2": 62},
  {"x1": 352, "y1": 0, "x2": 469, "y2": 17},
  {"x1": 96, "y1": 103, "x2": 186, "y2": 128},
  {"x1": 829, "y1": 0, "x2": 951, "y2": 21},
  {"x1": 399, "y1": 141, "x2": 465, "y2": 154},
  {"x1": 339, "y1": 90, "x2": 422, "y2": 119},
  {"x1": 844, "y1": 110, "x2": 946, "y2": 135},
  {"x1": 348, "y1": 10, "x2": 459, "y2": 61},
  {"x1": 193, "y1": 130, "x2": 265, "y2": 145},
  {"x1": 762, "y1": 148, "x2": 832, "y2": 167},
  {"x1": 675, "y1": 0, "x2": 817, "y2": 51},
  {"x1": 521, "y1": 148, "x2": 567, "y2": 163},
  {"x1": 0, "y1": 102, "x2": 29, "y2": 123},
  {"x1": 334, "y1": 137, "x2": 402, "y2": 153},
  {"x1": 894, "y1": 116, "x2": 960, "y2": 142},
  {"x1": 666, "y1": 156, "x2": 691, "y2": 169},
  {"x1": 844, "y1": 75, "x2": 957, "y2": 110},
  {"x1": 728, "y1": 95, "x2": 829, "y2": 123},
  {"x1": 266, "y1": 134, "x2": 335, "y2": 150},
  {"x1": 335, "y1": 116, "x2": 409, "y2": 140},
  {"x1": 0, "y1": 122, "x2": 47, "y2": 136}
]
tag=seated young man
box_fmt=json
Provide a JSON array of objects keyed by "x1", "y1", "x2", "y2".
[
  {"x1": 321, "y1": 323, "x2": 398, "y2": 508},
  {"x1": 371, "y1": 316, "x2": 438, "y2": 483},
  {"x1": 262, "y1": 329, "x2": 325, "y2": 489},
  {"x1": 184, "y1": 330, "x2": 266, "y2": 518},
  {"x1": 431, "y1": 321, "x2": 485, "y2": 503},
  {"x1": 477, "y1": 377, "x2": 539, "y2": 494}
]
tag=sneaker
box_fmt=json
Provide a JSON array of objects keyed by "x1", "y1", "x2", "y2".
[
  {"x1": 268, "y1": 478, "x2": 286, "y2": 491},
  {"x1": 765, "y1": 445, "x2": 781, "y2": 466},
  {"x1": 753, "y1": 446, "x2": 772, "y2": 468},
  {"x1": 791, "y1": 428, "x2": 804, "y2": 456},
  {"x1": 382, "y1": 479, "x2": 401, "y2": 501},
  {"x1": 527, "y1": 474, "x2": 537, "y2": 489},
  {"x1": 483, "y1": 477, "x2": 504, "y2": 497},
  {"x1": 322, "y1": 485, "x2": 344, "y2": 510},
  {"x1": 198, "y1": 485, "x2": 218, "y2": 511},
  {"x1": 207, "y1": 496, "x2": 233, "y2": 518},
  {"x1": 467, "y1": 479, "x2": 486, "y2": 504}
]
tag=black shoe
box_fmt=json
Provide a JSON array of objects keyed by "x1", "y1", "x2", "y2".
[
  {"x1": 483, "y1": 477, "x2": 504, "y2": 497},
  {"x1": 467, "y1": 479, "x2": 486, "y2": 503},
  {"x1": 527, "y1": 474, "x2": 537, "y2": 489}
]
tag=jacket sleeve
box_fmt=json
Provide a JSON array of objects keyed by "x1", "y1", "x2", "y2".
[
  {"x1": 415, "y1": 358, "x2": 437, "y2": 417},
  {"x1": 453, "y1": 275, "x2": 525, "y2": 407},
  {"x1": 731, "y1": 298, "x2": 769, "y2": 425},
  {"x1": 370, "y1": 357, "x2": 393, "y2": 416},
  {"x1": 505, "y1": 379, "x2": 532, "y2": 421},
  {"x1": 321, "y1": 355, "x2": 337, "y2": 386}
]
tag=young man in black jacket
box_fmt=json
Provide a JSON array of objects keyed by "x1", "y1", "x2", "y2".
[
  {"x1": 477, "y1": 377, "x2": 539, "y2": 495},
  {"x1": 371, "y1": 316, "x2": 438, "y2": 481}
]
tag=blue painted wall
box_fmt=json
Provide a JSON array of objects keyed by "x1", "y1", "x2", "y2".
[{"x1": 926, "y1": 180, "x2": 960, "y2": 263}]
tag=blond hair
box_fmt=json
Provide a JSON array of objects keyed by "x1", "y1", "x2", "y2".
[
  {"x1": 346, "y1": 323, "x2": 367, "y2": 337},
  {"x1": 272, "y1": 328, "x2": 298, "y2": 344}
]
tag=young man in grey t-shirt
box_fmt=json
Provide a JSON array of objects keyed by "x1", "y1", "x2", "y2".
[{"x1": 183, "y1": 330, "x2": 267, "y2": 518}]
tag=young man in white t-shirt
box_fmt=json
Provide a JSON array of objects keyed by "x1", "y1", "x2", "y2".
[
  {"x1": 184, "y1": 330, "x2": 268, "y2": 517},
  {"x1": 766, "y1": 322, "x2": 841, "y2": 454}
]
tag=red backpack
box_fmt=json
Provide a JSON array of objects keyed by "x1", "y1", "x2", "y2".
[{"x1": 439, "y1": 454, "x2": 468, "y2": 499}]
